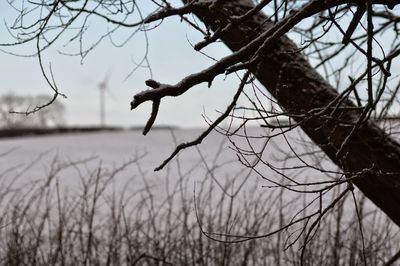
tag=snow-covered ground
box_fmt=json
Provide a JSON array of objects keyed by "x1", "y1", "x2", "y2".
[
  {"x1": 0, "y1": 127, "x2": 387, "y2": 221},
  {"x1": 0, "y1": 127, "x2": 398, "y2": 243},
  {"x1": 0, "y1": 127, "x2": 337, "y2": 188}
]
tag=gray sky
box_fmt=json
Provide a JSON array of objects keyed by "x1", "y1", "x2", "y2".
[
  {"x1": 1, "y1": 2, "x2": 399, "y2": 128},
  {"x1": 0, "y1": 1, "x2": 244, "y2": 128}
]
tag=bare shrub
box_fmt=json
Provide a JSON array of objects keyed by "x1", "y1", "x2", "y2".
[{"x1": 0, "y1": 146, "x2": 398, "y2": 265}]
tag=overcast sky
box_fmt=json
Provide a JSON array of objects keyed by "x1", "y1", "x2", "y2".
[
  {"x1": 0, "y1": 1, "x2": 245, "y2": 129},
  {"x1": 1, "y1": 2, "x2": 399, "y2": 129}
]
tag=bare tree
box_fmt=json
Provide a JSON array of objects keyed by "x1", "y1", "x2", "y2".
[
  {"x1": 1, "y1": 0, "x2": 400, "y2": 263},
  {"x1": 0, "y1": 93, "x2": 66, "y2": 129}
]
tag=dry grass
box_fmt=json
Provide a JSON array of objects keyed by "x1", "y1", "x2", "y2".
[{"x1": 0, "y1": 150, "x2": 398, "y2": 266}]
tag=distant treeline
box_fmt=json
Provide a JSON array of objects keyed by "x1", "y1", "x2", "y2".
[
  {"x1": 0, "y1": 127, "x2": 122, "y2": 138},
  {"x1": 0, "y1": 125, "x2": 179, "y2": 139},
  {"x1": 0, "y1": 93, "x2": 65, "y2": 129}
]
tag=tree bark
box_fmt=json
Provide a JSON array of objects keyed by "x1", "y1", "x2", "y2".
[{"x1": 183, "y1": 0, "x2": 400, "y2": 226}]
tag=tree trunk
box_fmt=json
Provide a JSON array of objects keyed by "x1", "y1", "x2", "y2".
[{"x1": 183, "y1": 0, "x2": 400, "y2": 226}]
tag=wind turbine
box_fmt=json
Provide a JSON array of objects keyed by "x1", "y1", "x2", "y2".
[{"x1": 97, "y1": 70, "x2": 113, "y2": 128}]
